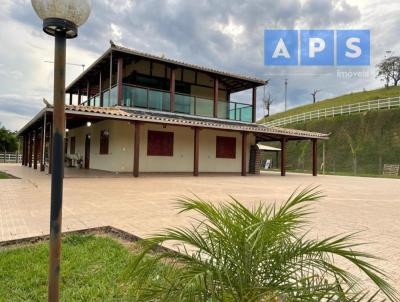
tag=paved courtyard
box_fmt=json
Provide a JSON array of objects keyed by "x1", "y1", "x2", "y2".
[{"x1": 1, "y1": 163, "x2": 399, "y2": 290}]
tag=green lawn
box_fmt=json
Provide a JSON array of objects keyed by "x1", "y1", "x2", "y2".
[
  {"x1": 260, "y1": 86, "x2": 400, "y2": 123},
  {"x1": 0, "y1": 234, "x2": 161, "y2": 301},
  {"x1": 0, "y1": 171, "x2": 12, "y2": 179}
]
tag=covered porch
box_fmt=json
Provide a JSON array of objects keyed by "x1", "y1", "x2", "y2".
[{"x1": 18, "y1": 105, "x2": 328, "y2": 178}]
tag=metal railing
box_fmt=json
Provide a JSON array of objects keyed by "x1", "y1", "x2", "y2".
[
  {"x1": 264, "y1": 96, "x2": 400, "y2": 127},
  {"x1": 0, "y1": 152, "x2": 22, "y2": 163}
]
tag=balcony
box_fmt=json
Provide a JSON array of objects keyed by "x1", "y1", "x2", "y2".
[{"x1": 82, "y1": 84, "x2": 253, "y2": 123}]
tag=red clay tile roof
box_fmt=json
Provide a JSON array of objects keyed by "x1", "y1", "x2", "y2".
[
  {"x1": 62, "y1": 105, "x2": 329, "y2": 140},
  {"x1": 66, "y1": 42, "x2": 267, "y2": 94},
  {"x1": 112, "y1": 43, "x2": 266, "y2": 85}
]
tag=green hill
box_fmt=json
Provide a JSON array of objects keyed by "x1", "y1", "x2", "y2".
[
  {"x1": 259, "y1": 86, "x2": 400, "y2": 177},
  {"x1": 263, "y1": 109, "x2": 400, "y2": 177},
  {"x1": 260, "y1": 86, "x2": 400, "y2": 123}
]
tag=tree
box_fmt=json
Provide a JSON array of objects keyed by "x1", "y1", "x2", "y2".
[
  {"x1": 263, "y1": 93, "x2": 274, "y2": 117},
  {"x1": 128, "y1": 188, "x2": 399, "y2": 301},
  {"x1": 311, "y1": 89, "x2": 320, "y2": 104},
  {"x1": 377, "y1": 56, "x2": 400, "y2": 87},
  {"x1": 0, "y1": 124, "x2": 18, "y2": 152}
]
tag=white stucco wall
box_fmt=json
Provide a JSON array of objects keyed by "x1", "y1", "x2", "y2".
[
  {"x1": 67, "y1": 119, "x2": 134, "y2": 172},
  {"x1": 199, "y1": 129, "x2": 255, "y2": 173},
  {"x1": 67, "y1": 120, "x2": 256, "y2": 173}
]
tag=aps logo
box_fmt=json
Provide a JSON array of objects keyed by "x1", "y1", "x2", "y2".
[{"x1": 264, "y1": 29, "x2": 370, "y2": 66}]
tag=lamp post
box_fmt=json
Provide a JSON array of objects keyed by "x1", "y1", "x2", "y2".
[{"x1": 30, "y1": 1, "x2": 91, "y2": 301}]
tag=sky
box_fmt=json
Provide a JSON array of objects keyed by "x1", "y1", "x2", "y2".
[{"x1": 0, "y1": 0, "x2": 399, "y2": 131}]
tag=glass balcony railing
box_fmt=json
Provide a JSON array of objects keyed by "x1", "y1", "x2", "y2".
[
  {"x1": 122, "y1": 84, "x2": 171, "y2": 111},
  {"x1": 229, "y1": 102, "x2": 252, "y2": 122},
  {"x1": 89, "y1": 84, "x2": 253, "y2": 123}
]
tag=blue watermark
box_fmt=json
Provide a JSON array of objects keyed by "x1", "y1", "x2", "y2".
[{"x1": 264, "y1": 29, "x2": 370, "y2": 66}]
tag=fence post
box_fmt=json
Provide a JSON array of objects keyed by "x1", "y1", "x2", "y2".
[
  {"x1": 388, "y1": 97, "x2": 391, "y2": 109},
  {"x1": 3, "y1": 150, "x2": 5, "y2": 163},
  {"x1": 378, "y1": 99, "x2": 380, "y2": 110}
]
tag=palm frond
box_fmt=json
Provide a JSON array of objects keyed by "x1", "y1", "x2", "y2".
[{"x1": 126, "y1": 188, "x2": 399, "y2": 302}]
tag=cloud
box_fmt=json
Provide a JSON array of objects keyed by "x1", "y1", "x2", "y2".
[
  {"x1": 110, "y1": 23, "x2": 123, "y2": 42},
  {"x1": 0, "y1": 0, "x2": 399, "y2": 130}
]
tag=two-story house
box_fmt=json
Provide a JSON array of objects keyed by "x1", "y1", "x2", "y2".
[{"x1": 18, "y1": 42, "x2": 328, "y2": 177}]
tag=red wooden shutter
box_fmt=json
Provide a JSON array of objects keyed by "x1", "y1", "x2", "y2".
[
  {"x1": 216, "y1": 136, "x2": 236, "y2": 159},
  {"x1": 147, "y1": 130, "x2": 174, "y2": 156}
]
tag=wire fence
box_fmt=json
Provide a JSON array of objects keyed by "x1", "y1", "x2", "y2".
[
  {"x1": 0, "y1": 152, "x2": 22, "y2": 163},
  {"x1": 264, "y1": 96, "x2": 400, "y2": 127}
]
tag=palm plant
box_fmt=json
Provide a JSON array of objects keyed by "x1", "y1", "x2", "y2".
[{"x1": 127, "y1": 187, "x2": 399, "y2": 302}]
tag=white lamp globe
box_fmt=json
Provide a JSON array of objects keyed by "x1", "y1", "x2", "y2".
[{"x1": 31, "y1": 0, "x2": 91, "y2": 38}]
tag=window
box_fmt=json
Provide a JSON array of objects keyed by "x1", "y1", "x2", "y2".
[
  {"x1": 70, "y1": 137, "x2": 76, "y2": 155},
  {"x1": 216, "y1": 136, "x2": 236, "y2": 159},
  {"x1": 147, "y1": 130, "x2": 174, "y2": 156},
  {"x1": 100, "y1": 130, "x2": 109, "y2": 155}
]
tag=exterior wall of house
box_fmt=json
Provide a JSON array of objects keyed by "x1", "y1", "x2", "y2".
[
  {"x1": 67, "y1": 119, "x2": 256, "y2": 174},
  {"x1": 67, "y1": 119, "x2": 134, "y2": 172}
]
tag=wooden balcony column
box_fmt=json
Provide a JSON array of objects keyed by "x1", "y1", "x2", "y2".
[
  {"x1": 48, "y1": 122, "x2": 53, "y2": 174},
  {"x1": 21, "y1": 135, "x2": 24, "y2": 165},
  {"x1": 28, "y1": 132, "x2": 33, "y2": 167},
  {"x1": 40, "y1": 113, "x2": 47, "y2": 171},
  {"x1": 170, "y1": 68, "x2": 176, "y2": 112},
  {"x1": 22, "y1": 135, "x2": 27, "y2": 166},
  {"x1": 252, "y1": 87, "x2": 257, "y2": 123},
  {"x1": 40, "y1": 128, "x2": 45, "y2": 172},
  {"x1": 87, "y1": 81, "x2": 91, "y2": 106},
  {"x1": 77, "y1": 87, "x2": 81, "y2": 105},
  {"x1": 280, "y1": 137, "x2": 287, "y2": 176},
  {"x1": 24, "y1": 134, "x2": 27, "y2": 166},
  {"x1": 33, "y1": 130, "x2": 38, "y2": 170},
  {"x1": 69, "y1": 93, "x2": 73, "y2": 105},
  {"x1": 117, "y1": 57, "x2": 124, "y2": 106},
  {"x1": 312, "y1": 139, "x2": 318, "y2": 176},
  {"x1": 241, "y1": 132, "x2": 248, "y2": 176},
  {"x1": 25, "y1": 134, "x2": 29, "y2": 166},
  {"x1": 25, "y1": 135, "x2": 29, "y2": 166},
  {"x1": 193, "y1": 127, "x2": 200, "y2": 176},
  {"x1": 99, "y1": 71, "x2": 103, "y2": 107},
  {"x1": 214, "y1": 78, "x2": 219, "y2": 118},
  {"x1": 133, "y1": 122, "x2": 141, "y2": 177}
]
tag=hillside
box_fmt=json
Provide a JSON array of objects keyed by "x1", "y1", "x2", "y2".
[
  {"x1": 260, "y1": 86, "x2": 400, "y2": 123},
  {"x1": 262, "y1": 110, "x2": 400, "y2": 177}
]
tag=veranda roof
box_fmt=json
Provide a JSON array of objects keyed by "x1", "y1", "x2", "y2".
[
  {"x1": 257, "y1": 144, "x2": 281, "y2": 151},
  {"x1": 19, "y1": 105, "x2": 329, "y2": 141}
]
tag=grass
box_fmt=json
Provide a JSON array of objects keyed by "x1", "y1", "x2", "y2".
[
  {"x1": 0, "y1": 234, "x2": 162, "y2": 302},
  {"x1": 261, "y1": 109, "x2": 400, "y2": 177},
  {"x1": 0, "y1": 171, "x2": 14, "y2": 179},
  {"x1": 260, "y1": 86, "x2": 400, "y2": 123}
]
